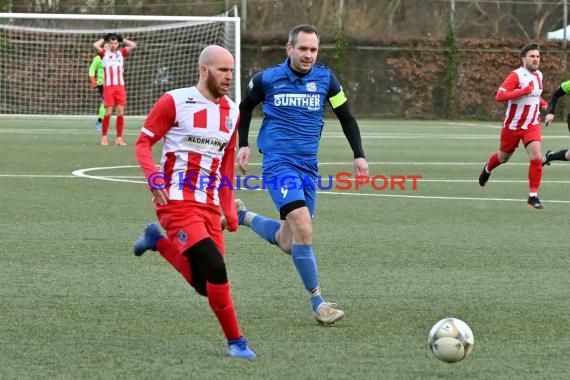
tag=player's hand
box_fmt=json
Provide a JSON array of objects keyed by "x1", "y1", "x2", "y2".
[
  {"x1": 89, "y1": 77, "x2": 98, "y2": 88},
  {"x1": 353, "y1": 157, "x2": 369, "y2": 189},
  {"x1": 152, "y1": 188, "x2": 169, "y2": 206},
  {"x1": 237, "y1": 146, "x2": 250, "y2": 175},
  {"x1": 522, "y1": 81, "x2": 534, "y2": 95},
  {"x1": 225, "y1": 214, "x2": 238, "y2": 232},
  {"x1": 354, "y1": 157, "x2": 369, "y2": 177},
  {"x1": 545, "y1": 113, "x2": 554, "y2": 127}
]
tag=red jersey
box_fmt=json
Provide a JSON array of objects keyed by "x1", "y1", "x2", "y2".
[
  {"x1": 135, "y1": 86, "x2": 238, "y2": 207},
  {"x1": 99, "y1": 48, "x2": 128, "y2": 87},
  {"x1": 497, "y1": 67, "x2": 543, "y2": 130}
]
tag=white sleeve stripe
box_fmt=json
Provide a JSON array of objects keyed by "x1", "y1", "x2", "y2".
[{"x1": 141, "y1": 127, "x2": 155, "y2": 137}]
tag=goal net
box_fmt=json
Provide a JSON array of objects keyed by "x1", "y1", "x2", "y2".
[{"x1": 0, "y1": 11, "x2": 240, "y2": 116}]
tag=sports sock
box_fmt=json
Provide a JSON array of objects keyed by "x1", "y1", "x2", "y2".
[
  {"x1": 528, "y1": 159, "x2": 543, "y2": 194},
  {"x1": 486, "y1": 152, "x2": 501, "y2": 172},
  {"x1": 156, "y1": 238, "x2": 192, "y2": 284},
  {"x1": 206, "y1": 282, "x2": 242, "y2": 341},
  {"x1": 117, "y1": 115, "x2": 124, "y2": 137},
  {"x1": 98, "y1": 103, "x2": 105, "y2": 119},
  {"x1": 102, "y1": 115, "x2": 111, "y2": 136},
  {"x1": 291, "y1": 244, "x2": 325, "y2": 312},
  {"x1": 249, "y1": 215, "x2": 280, "y2": 245},
  {"x1": 549, "y1": 149, "x2": 568, "y2": 161}
]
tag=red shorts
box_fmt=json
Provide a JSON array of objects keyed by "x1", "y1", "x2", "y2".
[
  {"x1": 103, "y1": 85, "x2": 127, "y2": 107},
  {"x1": 500, "y1": 124, "x2": 541, "y2": 153},
  {"x1": 155, "y1": 201, "x2": 224, "y2": 255}
]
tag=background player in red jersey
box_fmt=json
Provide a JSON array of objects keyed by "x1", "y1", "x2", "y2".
[
  {"x1": 478, "y1": 43, "x2": 548, "y2": 210},
  {"x1": 92, "y1": 33, "x2": 136, "y2": 146},
  {"x1": 132, "y1": 45, "x2": 255, "y2": 359}
]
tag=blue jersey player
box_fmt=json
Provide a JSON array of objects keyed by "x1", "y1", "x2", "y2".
[{"x1": 235, "y1": 24, "x2": 369, "y2": 325}]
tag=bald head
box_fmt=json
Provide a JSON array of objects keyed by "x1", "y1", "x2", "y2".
[
  {"x1": 196, "y1": 45, "x2": 235, "y2": 101},
  {"x1": 199, "y1": 45, "x2": 233, "y2": 66}
]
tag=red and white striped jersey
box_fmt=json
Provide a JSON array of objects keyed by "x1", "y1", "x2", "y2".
[
  {"x1": 498, "y1": 67, "x2": 543, "y2": 130},
  {"x1": 139, "y1": 86, "x2": 238, "y2": 204},
  {"x1": 99, "y1": 48, "x2": 129, "y2": 87}
]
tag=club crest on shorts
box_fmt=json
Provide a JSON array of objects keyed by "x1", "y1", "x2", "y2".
[{"x1": 177, "y1": 230, "x2": 188, "y2": 244}]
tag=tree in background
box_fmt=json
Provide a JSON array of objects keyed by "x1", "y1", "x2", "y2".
[{"x1": 3, "y1": 0, "x2": 565, "y2": 41}]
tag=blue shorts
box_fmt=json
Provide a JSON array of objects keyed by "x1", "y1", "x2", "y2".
[{"x1": 261, "y1": 153, "x2": 318, "y2": 218}]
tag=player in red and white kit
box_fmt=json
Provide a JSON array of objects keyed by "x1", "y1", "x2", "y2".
[
  {"x1": 478, "y1": 43, "x2": 548, "y2": 210},
  {"x1": 132, "y1": 45, "x2": 255, "y2": 359},
  {"x1": 92, "y1": 33, "x2": 136, "y2": 146}
]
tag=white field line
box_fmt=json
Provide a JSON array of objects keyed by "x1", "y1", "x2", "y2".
[
  {"x1": 316, "y1": 191, "x2": 570, "y2": 204},
  {"x1": 1, "y1": 126, "x2": 570, "y2": 139}
]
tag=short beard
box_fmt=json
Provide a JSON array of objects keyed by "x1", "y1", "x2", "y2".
[
  {"x1": 525, "y1": 62, "x2": 538, "y2": 72},
  {"x1": 206, "y1": 70, "x2": 227, "y2": 99}
]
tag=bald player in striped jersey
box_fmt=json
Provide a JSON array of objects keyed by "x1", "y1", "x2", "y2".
[
  {"x1": 132, "y1": 45, "x2": 255, "y2": 359},
  {"x1": 92, "y1": 33, "x2": 136, "y2": 146},
  {"x1": 233, "y1": 24, "x2": 368, "y2": 325},
  {"x1": 478, "y1": 43, "x2": 549, "y2": 210}
]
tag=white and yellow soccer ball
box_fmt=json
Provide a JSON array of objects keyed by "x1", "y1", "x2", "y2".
[{"x1": 428, "y1": 317, "x2": 474, "y2": 363}]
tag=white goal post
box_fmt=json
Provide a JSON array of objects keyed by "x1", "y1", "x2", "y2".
[{"x1": 0, "y1": 11, "x2": 241, "y2": 116}]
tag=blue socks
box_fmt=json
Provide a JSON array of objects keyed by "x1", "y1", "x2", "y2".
[
  {"x1": 250, "y1": 215, "x2": 280, "y2": 245},
  {"x1": 291, "y1": 244, "x2": 325, "y2": 312},
  {"x1": 248, "y1": 216, "x2": 325, "y2": 312}
]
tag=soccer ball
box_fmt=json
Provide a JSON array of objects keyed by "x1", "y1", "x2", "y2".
[{"x1": 428, "y1": 317, "x2": 474, "y2": 363}]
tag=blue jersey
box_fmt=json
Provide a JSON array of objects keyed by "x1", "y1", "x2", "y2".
[{"x1": 247, "y1": 58, "x2": 347, "y2": 156}]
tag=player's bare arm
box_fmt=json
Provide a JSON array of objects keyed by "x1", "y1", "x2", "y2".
[
  {"x1": 122, "y1": 38, "x2": 137, "y2": 53},
  {"x1": 92, "y1": 38, "x2": 105, "y2": 53}
]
